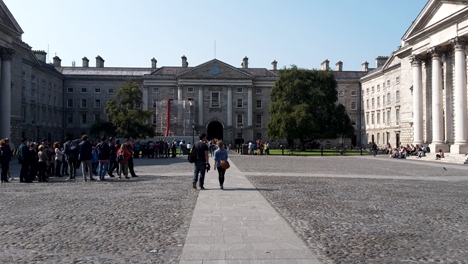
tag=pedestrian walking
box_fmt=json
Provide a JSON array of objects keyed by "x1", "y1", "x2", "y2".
[
  {"x1": 18, "y1": 137, "x2": 31, "y2": 182},
  {"x1": 0, "y1": 138, "x2": 12, "y2": 183},
  {"x1": 213, "y1": 141, "x2": 228, "y2": 189},
  {"x1": 192, "y1": 133, "x2": 209, "y2": 190},
  {"x1": 117, "y1": 144, "x2": 131, "y2": 179},
  {"x1": 79, "y1": 134, "x2": 95, "y2": 182},
  {"x1": 97, "y1": 136, "x2": 111, "y2": 181}
]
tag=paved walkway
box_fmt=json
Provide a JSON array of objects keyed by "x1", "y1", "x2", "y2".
[{"x1": 179, "y1": 160, "x2": 321, "y2": 264}]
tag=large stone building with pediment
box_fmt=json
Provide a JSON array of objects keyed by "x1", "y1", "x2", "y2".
[{"x1": 4, "y1": 0, "x2": 468, "y2": 155}]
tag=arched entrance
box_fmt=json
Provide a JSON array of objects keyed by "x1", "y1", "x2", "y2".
[{"x1": 207, "y1": 121, "x2": 223, "y2": 140}]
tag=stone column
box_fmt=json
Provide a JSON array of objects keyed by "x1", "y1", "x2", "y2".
[
  {"x1": 227, "y1": 86, "x2": 232, "y2": 126},
  {"x1": 177, "y1": 85, "x2": 182, "y2": 101},
  {"x1": 0, "y1": 48, "x2": 14, "y2": 139},
  {"x1": 247, "y1": 86, "x2": 252, "y2": 127},
  {"x1": 451, "y1": 38, "x2": 468, "y2": 153},
  {"x1": 198, "y1": 86, "x2": 203, "y2": 127},
  {"x1": 429, "y1": 48, "x2": 447, "y2": 151},
  {"x1": 411, "y1": 56, "x2": 423, "y2": 145}
]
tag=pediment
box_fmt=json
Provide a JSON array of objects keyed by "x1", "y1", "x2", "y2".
[
  {"x1": 402, "y1": 0, "x2": 468, "y2": 41},
  {"x1": 178, "y1": 59, "x2": 253, "y2": 79},
  {"x1": 0, "y1": 1, "x2": 23, "y2": 37}
]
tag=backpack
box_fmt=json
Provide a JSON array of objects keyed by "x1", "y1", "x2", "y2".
[
  {"x1": 188, "y1": 147, "x2": 197, "y2": 163},
  {"x1": 117, "y1": 151, "x2": 125, "y2": 161},
  {"x1": 67, "y1": 141, "x2": 79, "y2": 160}
]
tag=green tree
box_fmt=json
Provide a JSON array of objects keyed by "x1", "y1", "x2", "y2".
[
  {"x1": 104, "y1": 80, "x2": 154, "y2": 138},
  {"x1": 90, "y1": 120, "x2": 117, "y2": 138},
  {"x1": 267, "y1": 66, "x2": 354, "y2": 147}
]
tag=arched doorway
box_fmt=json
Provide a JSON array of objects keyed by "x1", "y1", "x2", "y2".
[{"x1": 207, "y1": 121, "x2": 223, "y2": 140}]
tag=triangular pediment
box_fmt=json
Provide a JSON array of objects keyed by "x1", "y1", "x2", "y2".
[
  {"x1": 0, "y1": 1, "x2": 23, "y2": 38},
  {"x1": 403, "y1": 0, "x2": 468, "y2": 41},
  {"x1": 178, "y1": 59, "x2": 253, "y2": 79}
]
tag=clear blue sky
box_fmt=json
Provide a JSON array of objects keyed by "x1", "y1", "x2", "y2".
[{"x1": 4, "y1": 0, "x2": 427, "y2": 71}]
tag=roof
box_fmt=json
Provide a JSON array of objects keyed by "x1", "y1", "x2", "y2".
[
  {"x1": 333, "y1": 71, "x2": 369, "y2": 80},
  {"x1": 56, "y1": 67, "x2": 153, "y2": 76}
]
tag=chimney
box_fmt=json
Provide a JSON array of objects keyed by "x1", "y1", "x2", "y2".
[
  {"x1": 33, "y1": 50, "x2": 47, "y2": 62},
  {"x1": 96, "y1": 55, "x2": 105, "y2": 68},
  {"x1": 375, "y1": 56, "x2": 389, "y2": 68},
  {"x1": 271, "y1": 60, "x2": 277, "y2": 70},
  {"x1": 181, "y1": 55, "x2": 188, "y2": 67},
  {"x1": 362, "y1": 61, "x2": 369, "y2": 72},
  {"x1": 242, "y1": 56, "x2": 249, "y2": 68},
  {"x1": 53, "y1": 56, "x2": 61, "y2": 67},
  {"x1": 82, "y1": 57, "x2": 89, "y2": 68},
  {"x1": 151, "y1": 57, "x2": 157, "y2": 69},
  {"x1": 321, "y1": 59, "x2": 329, "y2": 70},
  {"x1": 335, "y1": 61, "x2": 343, "y2": 71}
]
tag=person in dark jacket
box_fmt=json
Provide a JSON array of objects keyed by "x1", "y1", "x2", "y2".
[
  {"x1": 0, "y1": 138, "x2": 12, "y2": 183},
  {"x1": 97, "y1": 136, "x2": 111, "y2": 181},
  {"x1": 79, "y1": 134, "x2": 95, "y2": 182},
  {"x1": 29, "y1": 142, "x2": 39, "y2": 181},
  {"x1": 18, "y1": 138, "x2": 31, "y2": 183},
  {"x1": 107, "y1": 137, "x2": 117, "y2": 177}
]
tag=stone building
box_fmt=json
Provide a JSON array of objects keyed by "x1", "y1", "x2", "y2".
[{"x1": 362, "y1": 0, "x2": 468, "y2": 154}]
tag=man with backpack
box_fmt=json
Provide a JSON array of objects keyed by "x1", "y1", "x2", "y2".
[
  {"x1": 63, "y1": 136, "x2": 79, "y2": 181},
  {"x1": 96, "y1": 136, "x2": 111, "y2": 181},
  {"x1": 192, "y1": 133, "x2": 209, "y2": 189}
]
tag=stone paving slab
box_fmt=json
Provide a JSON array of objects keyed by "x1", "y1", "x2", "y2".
[{"x1": 179, "y1": 160, "x2": 321, "y2": 264}]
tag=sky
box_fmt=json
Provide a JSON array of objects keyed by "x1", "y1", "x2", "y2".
[{"x1": 4, "y1": 0, "x2": 428, "y2": 71}]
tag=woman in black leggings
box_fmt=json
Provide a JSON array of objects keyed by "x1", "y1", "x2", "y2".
[{"x1": 213, "y1": 141, "x2": 229, "y2": 189}]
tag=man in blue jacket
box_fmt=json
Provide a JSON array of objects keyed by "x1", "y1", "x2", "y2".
[{"x1": 18, "y1": 138, "x2": 31, "y2": 183}]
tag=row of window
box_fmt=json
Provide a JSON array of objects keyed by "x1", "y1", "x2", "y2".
[
  {"x1": 338, "y1": 90, "x2": 358, "y2": 96},
  {"x1": 366, "y1": 91, "x2": 400, "y2": 109},
  {"x1": 66, "y1": 87, "x2": 264, "y2": 95},
  {"x1": 67, "y1": 87, "x2": 115, "y2": 94},
  {"x1": 366, "y1": 108, "x2": 400, "y2": 126},
  {"x1": 365, "y1": 77, "x2": 400, "y2": 95}
]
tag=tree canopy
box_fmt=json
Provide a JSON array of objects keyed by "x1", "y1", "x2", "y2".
[
  {"x1": 104, "y1": 80, "x2": 154, "y2": 138},
  {"x1": 267, "y1": 66, "x2": 354, "y2": 145}
]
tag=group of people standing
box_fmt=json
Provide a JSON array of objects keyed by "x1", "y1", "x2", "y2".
[{"x1": 0, "y1": 135, "x2": 139, "y2": 183}]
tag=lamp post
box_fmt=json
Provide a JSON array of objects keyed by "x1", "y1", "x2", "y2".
[{"x1": 191, "y1": 123, "x2": 195, "y2": 146}]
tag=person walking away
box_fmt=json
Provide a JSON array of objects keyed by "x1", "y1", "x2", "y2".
[
  {"x1": 171, "y1": 139, "x2": 177, "y2": 158},
  {"x1": 37, "y1": 145, "x2": 48, "y2": 182},
  {"x1": 371, "y1": 142, "x2": 378, "y2": 157},
  {"x1": 107, "y1": 137, "x2": 117, "y2": 177},
  {"x1": 79, "y1": 134, "x2": 95, "y2": 182},
  {"x1": 54, "y1": 142, "x2": 64, "y2": 177},
  {"x1": 91, "y1": 146, "x2": 98, "y2": 176},
  {"x1": 117, "y1": 144, "x2": 132, "y2": 179},
  {"x1": 29, "y1": 143, "x2": 39, "y2": 181},
  {"x1": 97, "y1": 136, "x2": 111, "y2": 181},
  {"x1": 18, "y1": 137, "x2": 31, "y2": 183},
  {"x1": 213, "y1": 141, "x2": 228, "y2": 189},
  {"x1": 192, "y1": 133, "x2": 209, "y2": 189},
  {"x1": 125, "y1": 138, "x2": 138, "y2": 177},
  {"x1": 0, "y1": 138, "x2": 12, "y2": 183},
  {"x1": 63, "y1": 136, "x2": 79, "y2": 181}
]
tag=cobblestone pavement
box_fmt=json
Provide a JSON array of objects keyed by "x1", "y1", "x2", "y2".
[
  {"x1": 0, "y1": 157, "x2": 198, "y2": 263},
  {"x1": 231, "y1": 155, "x2": 468, "y2": 263}
]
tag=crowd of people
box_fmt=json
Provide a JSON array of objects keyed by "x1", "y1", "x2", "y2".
[
  {"x1": 0, "y1": 135, "x2": 143, "y2": 183},
  {"x1": 385, "y1": 143, "x2": 432, "y2": 159}
]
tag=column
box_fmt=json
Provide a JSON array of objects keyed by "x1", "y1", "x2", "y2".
[
  {"x1": 177, "y1": 85, "x2": 182, "y2": 101},
  {"x1": 247, "y1": 86, "x2": 252, "y2": 127},
  {"x1": 451, "y1": 38, "x2": 468, "y2": 153},
  {"x1": 0, "y1": 48, "x2": 14, "y2": 139},
  {"x1": 227, "y1": 86, "x2": 232, "y2": 127},
  {"x1": 429, "y1": 48, "x2": 447, "y2": 151},
  {"x1": 142, "y1": 86, "x2": 148, "y2": 111},
  {"x1": 198, "y1": 86, "x2": 203, "y2": 127},
  {"x1": 411, "y1": 56, "x2": 423, "y2": 145}
]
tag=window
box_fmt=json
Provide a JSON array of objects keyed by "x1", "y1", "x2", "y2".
[
  {"x1": 383, "y1": 95, "x2": 386, "y2": 105},
  {"x1": 338, "y1": 90, "x2": 344, "y2": 96},
  {"x1": 351, "y1": 101, "x2": 357, "y2": 110},
  {"x1": 350, "y1": 115, "x2": 356, "y2": 125},
  {"x1": 372, "y1": 98, "x2": 375, "y2": 108},
  {"x1": 94, "y1": 114, "x2": 101, "y2": 122},
  {"x1": 351, "y1": 90, "x2": 357, "y2": 96},
  {"x1": 377, "y1": 133, "x2": 380, "y2": 144},
  {"x1": 255, "y1": 114, "x2": 262, "y2": 128},
  {"x1": 366, "y1": 88, "x2": 369, "y2": 95},
  {"x1": 256, "y1": 88, "x2": 262, "y2": 94},
  {"x1": 22, "y1": 71, "x2": 26, "y2": 80},
  {"x1": 94, "y1": 99, "x2": 101, "y2": 108},
  {"x1": 108, "y1": 88, "x2": 115, "y2": 94},
  {"x1": 377, "y1": 112, "x2": 380, "y2": 124},
  {"x1": 377, "y1": 96, "x2": 380, "y2": 107},
  {"x1": 94, "y1": 88, "x2": 101, "y2": 94},
  {"x1": 237, "y1": 88, "x2": 243, "y2": 93},
  {"x1": 152, "y1": 88, "x2": 159, "y2": 93},
  {"x1": 387, "y1": 111, "x2": 391, "y2": 124},
  {"x1": 256, "y1": 100, "x2": 262, "y2": 109},
  {"x1": 31, "y1": 75, "x2": 36, "y2": 84},
  {"x1": 187, "y1": 87, "x2": 194, "y2": 93},
  {"x1": 387, "y1": 80, "x2": 391, "y2": 87},
  {"x1": 236, "y1": 114, "x2": 243, "y2": 127},
  {"x1": 396, "y1": 108, "x2": 400, "y2": 124},
  {"x1": 366, "y1": 99, "x2": 369, "y2": 109},
  {"x1": 169, "y1": 88, "x2": 175, "y2": 94},
  {"x1": 67, "y1": 87, "x2": 74, "y2": 93},
  {"x1": 81, "y1": 113, "x2": 87, "y2": 124},
  {"x1": 387, "y1": 93, "x2": 391, "y2": 104},
  {"x1": 372, "y1": 86, "x2": 374, "y2": 93},
  {"x1": 81, "y1": 88, "x2": 87, "y2": 93},
  {"x1": 67, "y1": 115, "x2": 73, "y2": 124},
  {"x1": 211, "y1": 92, "x2": 220, "y2": 107},
  {"x1": 366, "y1": 113, "x2": 369, "y2": 125},
  {"x1": 81, "y1": 99, "x2": 87, "y2": 108},
  {"x1": 396, "y1": 77, "x2": 400, "y2": 84},
  {"x1": 371, "y1": 113, "x2": 375, "y2": 124},
  {"x1": 67, "y1": 99, "x2": 74, "y2": 108},
  {"x1": 396, "y1": 90, "x2": 400, "y2": 103},
  {"x1": 237, "y1": 98, "x2": 243, "y2": 108},
  {"x1": 237, "y1": 133, "x2": 242, "y2": 139},
  {"x1": 153, "y1": 98, "x2": 160, "y2": 107},
  {"x1": 377, "y1": 85, "x2": 380, "y2": 92},
  {"x1": 383, "y1": 110, "x2": 386, "y2": 124}
]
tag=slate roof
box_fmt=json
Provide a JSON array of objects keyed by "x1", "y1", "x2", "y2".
[
  {"x1": 333, "y1": 71, "x2": 369, "y2": 80},
  {"x1": 56, "y1": 67, "x2": 153, "y2": 76}
]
